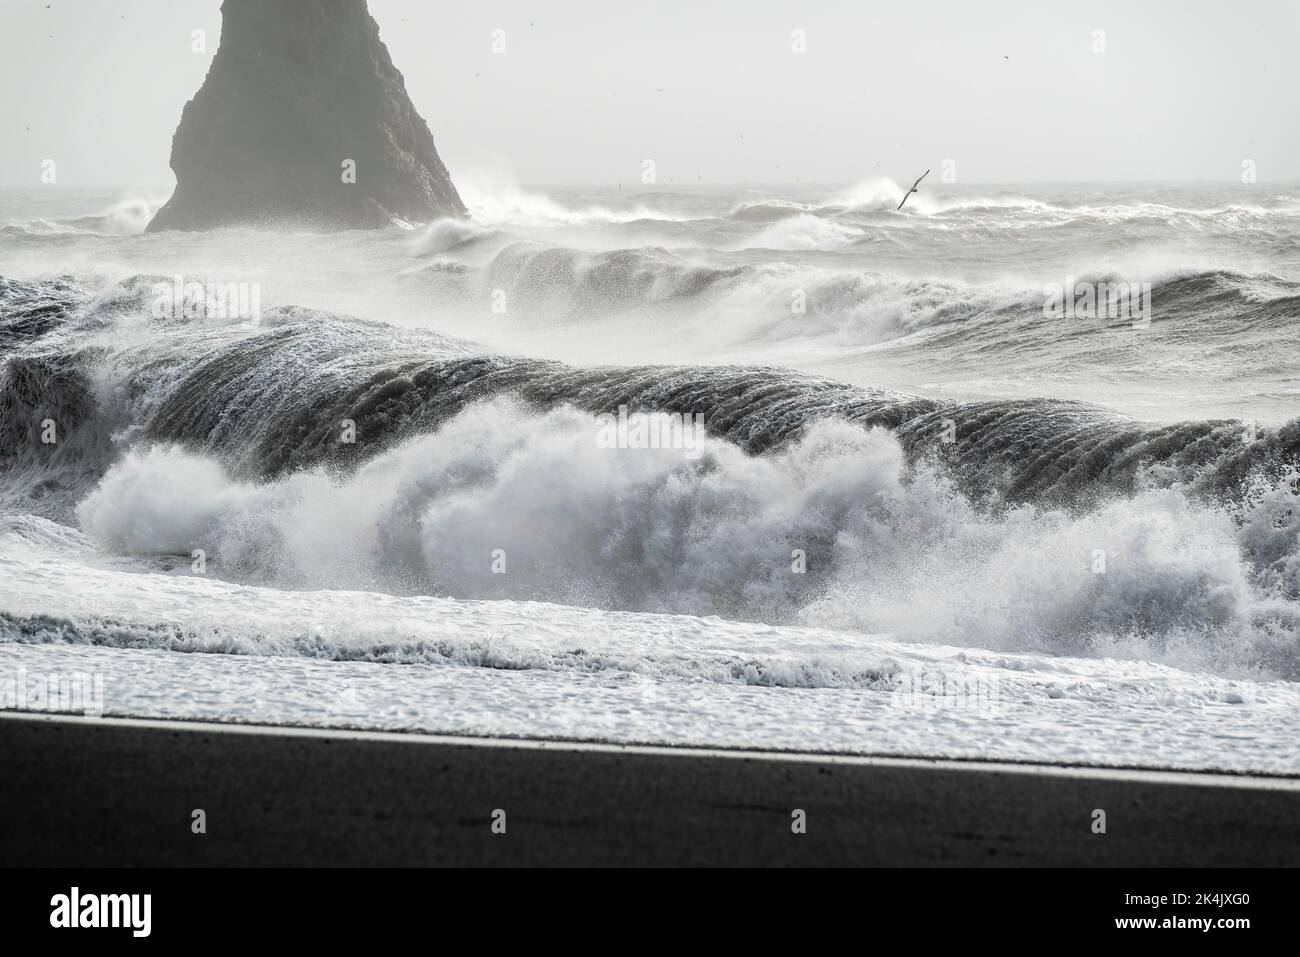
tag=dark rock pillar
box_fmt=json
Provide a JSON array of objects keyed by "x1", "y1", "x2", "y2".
[{"x1": 148, "y1": 0, "x2": 465, "y2": 231}]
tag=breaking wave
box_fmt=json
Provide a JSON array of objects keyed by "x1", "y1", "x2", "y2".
[
  {"x1": 0, "y1": 274, "x2": 1297, "y2": 677},
  {"x1": 2, "y1": 274, "x2": 1297, "y2": 505},
  {"x1": 63, "y1": 401, "x2": 1300, "y2": 678}
]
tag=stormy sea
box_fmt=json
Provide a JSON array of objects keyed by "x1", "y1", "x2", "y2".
[{"x1": 3, "y1": 177, "x2": 1299, "y2": 773}]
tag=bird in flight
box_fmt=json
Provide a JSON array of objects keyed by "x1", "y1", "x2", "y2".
[{"x1": 896, "y1": 169, "x2": 930, "y2": 211}]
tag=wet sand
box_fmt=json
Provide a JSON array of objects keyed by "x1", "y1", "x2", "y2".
[{"x1": 2, "y1": 712, "x2": 1297, "y2": 866}]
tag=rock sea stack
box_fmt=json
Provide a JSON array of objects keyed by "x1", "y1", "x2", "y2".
[{"x1": 148, "y1": 0, "x2": 465, "y2": 231}]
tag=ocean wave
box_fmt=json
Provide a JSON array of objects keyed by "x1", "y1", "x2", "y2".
[
  {"x1": 2, "y1": 274, "x2": 1299, "y2": 676},
  {"x1": 0, "y1": 608, "x2": 902, "y2": 689},
  {"x1": 453, "y1": 173, "x2": 692, "y2": 227},
  {"x1": 742, "y1": 213, "x2": 862, "y2": 250},
  {"x1": 2, "y1": 275, "x2": 1297, "y2": 507},
  {"x1": 444, "y1": 237, "x2": 1300, "y2": 361},
  {"x1": 63, "y1": 403, "x2": 1300, "y2": 677},
  {"x1": 475, "y1": 241, "x2": 746, "y2": 315},
  {"x1": 1, "y1": 193, "x2": 166, "y2": 239},
  {"x1": 811, "y1": 177, "x2": 1300, "y2": 223},
  {"x1": 409, "y1": 217, "x2": 505, "y2": 255},
  {"x1": 58, "y1": 196, "x2": 160, "y2": 236},
  {"x1": 727, "y1": 199, "x2": 818, "y2": 223},
  {"x1": 394, "y1": 204, "x2": 1300, "y2": 360},
  {"x1": 819, "y1": 178, "x2": 1053, "y2": 216}
]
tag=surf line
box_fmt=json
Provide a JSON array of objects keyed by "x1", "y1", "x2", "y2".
[{"x1": 594, "y1": 404, "x2": 708, "y2": 461}]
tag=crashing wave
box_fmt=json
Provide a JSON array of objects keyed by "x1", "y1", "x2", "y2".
[{"x1": 2, "y1": 274, "x2": 1299, "y2": 675}]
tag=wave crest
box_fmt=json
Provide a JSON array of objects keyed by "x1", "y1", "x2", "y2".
[{"x1": 74, "y1": 402, "x2": 1300, "y2": 676}]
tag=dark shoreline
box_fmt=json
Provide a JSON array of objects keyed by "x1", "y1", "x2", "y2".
[{"x1": 3, "y1": 712, "x2": 1298, "y2": 866}]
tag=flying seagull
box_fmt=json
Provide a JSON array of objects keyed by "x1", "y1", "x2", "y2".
[{"x1": 896, "y1": 169, "x2": 930, "y2": 211}]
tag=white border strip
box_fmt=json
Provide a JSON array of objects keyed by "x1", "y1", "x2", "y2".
[{"x1": 5, "y1": 710, "x2": 1300, "y2": 791}]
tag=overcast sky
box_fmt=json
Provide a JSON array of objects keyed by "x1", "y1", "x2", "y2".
[{"x1": 1, "y1": 0, "x2": 1296, "y2": 187}]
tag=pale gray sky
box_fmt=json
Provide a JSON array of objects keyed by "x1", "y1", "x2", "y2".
[{"x1": 1, "y1": 0, "x2": 1296, "y2": 187}]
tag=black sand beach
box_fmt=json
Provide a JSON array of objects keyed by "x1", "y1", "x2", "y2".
[{"x1": 3, "y1": 712, "x2": 1297, "y2": 867}]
